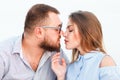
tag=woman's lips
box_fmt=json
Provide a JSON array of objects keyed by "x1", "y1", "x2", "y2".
[{"x1": 64, "y1": 39, "x2": 68, "y2": 44}]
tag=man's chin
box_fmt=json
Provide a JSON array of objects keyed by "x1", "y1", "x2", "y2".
[
  {"x1": 40, "y1": 40, "x2": 60, "y2": 52},
  {"x1": 40, "y1": 44, "x2": 60, "y2": 52},
  {"x1": 45, "y1": 47, "x2": 60, "y2": 52},
  {"x1": 49, "y1": 45, "x2": 60, "y2": 52}
]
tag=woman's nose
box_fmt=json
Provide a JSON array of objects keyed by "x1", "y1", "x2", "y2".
[{"x1": 62, "y1": 31, "x2": 67, "y2": 37}]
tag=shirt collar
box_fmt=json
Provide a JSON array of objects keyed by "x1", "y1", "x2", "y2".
[
  {"x1": 77, "y1": 50, "x2": 99, "y2": 61},
  {"x1": 12, "y1": 34, "x2": 23, "y2": 55},
  {"x1": 12, "y1": 34, "x2": 57, "y2": 56}
]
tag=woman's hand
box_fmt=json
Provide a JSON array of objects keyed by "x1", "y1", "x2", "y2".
[{"x1": 51, "y1": 52, "x2": 66, "y2": 80}]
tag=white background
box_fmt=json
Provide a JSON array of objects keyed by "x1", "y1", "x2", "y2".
[{"x1": 0, "y1": 0, "x2": 120, "y2": 65}]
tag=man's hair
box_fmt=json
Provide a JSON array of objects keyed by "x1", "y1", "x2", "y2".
[{"x1": 24, "y1": 4, "x2": 59, "y2": 34}]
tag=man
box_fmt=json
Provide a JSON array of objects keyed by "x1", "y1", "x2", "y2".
[{"x1": 0, "y1": 4, "x2": 68, "y2": 80}]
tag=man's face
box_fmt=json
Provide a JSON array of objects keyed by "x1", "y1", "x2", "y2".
[
  {"x1": 40, "y1": 12, "x2": 62, "y2": 52},
  {"x1": 40, "y1": 34, "x2": 61, "y2": 52}
]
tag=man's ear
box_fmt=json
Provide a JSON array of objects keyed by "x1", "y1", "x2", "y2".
[{"x1": 34, "y1": 27, "x2": 44, "y2": 38}]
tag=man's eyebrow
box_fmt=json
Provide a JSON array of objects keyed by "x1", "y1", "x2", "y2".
[{"x1": 58, "y1": 23, "x2": 62, "y2": 27}]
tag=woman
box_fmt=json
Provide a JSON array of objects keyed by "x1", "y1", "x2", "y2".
[{"x1": 51, "y1": 10, "x2": 120, "y2": 80}]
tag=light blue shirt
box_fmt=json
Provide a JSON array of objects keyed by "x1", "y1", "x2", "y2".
[
  {"x1": 0, "y1": 35, "x2": 69, "y2": 80},
  {"x1": 66, "y1": 51, "x2": 120, "y2": 80}
]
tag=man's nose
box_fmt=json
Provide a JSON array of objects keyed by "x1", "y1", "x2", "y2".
[{"x1": 60, "y1": 30, "x2": 64, "y2": 36}]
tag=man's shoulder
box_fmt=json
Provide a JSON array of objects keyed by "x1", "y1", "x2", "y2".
[
  {"x1": 0, "y1": 36, "x2": 21, "y2": 54},
  {"x1": 0, "y1": 36, "x2": 19, "y2": 47}
]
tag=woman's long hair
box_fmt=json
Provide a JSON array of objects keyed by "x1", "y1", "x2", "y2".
[{"x1": 69, "y1": 11, "x2": 106, "y2": 62}]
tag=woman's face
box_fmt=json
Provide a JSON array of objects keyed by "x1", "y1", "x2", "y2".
[{"x1": 63, "y1": 19, "x2": 81, "y2": 50}]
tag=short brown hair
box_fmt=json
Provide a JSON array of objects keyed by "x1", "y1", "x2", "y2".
[{"x1": 24, "y1": 4, "x2": 59, "y2": 33}]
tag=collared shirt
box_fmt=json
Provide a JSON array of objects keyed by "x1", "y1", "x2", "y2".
[
  {"x1": 0, "y1": 35, "x2": 69, "y2": 80},
  {"x1": 66, "y1": 51, "x2": 120, "y2": 80}
]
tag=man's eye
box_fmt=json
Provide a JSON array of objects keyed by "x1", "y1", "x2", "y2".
[{"x1": 55, "y1": 29, "x2": 59, "y2": 31}]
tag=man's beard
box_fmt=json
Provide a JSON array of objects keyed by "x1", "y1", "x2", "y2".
[{"x1": 40, "y1": 37, "x2": 60, "y2": 52}]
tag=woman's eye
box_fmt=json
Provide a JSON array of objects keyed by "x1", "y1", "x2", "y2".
[{"x1": 69, "y1": 30, "x2": 73, "y2": 32}]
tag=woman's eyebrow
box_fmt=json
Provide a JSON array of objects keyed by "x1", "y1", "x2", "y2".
[{"x1": 67, "y1": 24, "x2": 73, "y2": 29}]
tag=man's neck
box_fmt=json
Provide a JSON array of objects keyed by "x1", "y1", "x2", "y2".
[{"x1": 22, "y1": 35, "x2": 44, "y2": 71}]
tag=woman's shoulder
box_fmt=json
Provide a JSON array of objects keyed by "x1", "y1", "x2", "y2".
[
  {"x1": 99, "y1": 54, "x2": 120, "y2": 79},
  {"x1": 99, "y1": 55, "x2": 116, "y2": 67},
  {"x1": 99, "y1": 65, "x2": 120, "y2": 79}
]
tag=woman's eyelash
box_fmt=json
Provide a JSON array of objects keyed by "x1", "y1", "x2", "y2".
[{"x1": 69, "y1": 30, "x2": 73, "y2": 32}]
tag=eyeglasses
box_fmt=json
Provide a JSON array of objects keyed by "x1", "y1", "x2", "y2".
[{"x1": 41, "y1": 26, "x2": 62, "y2": 33}]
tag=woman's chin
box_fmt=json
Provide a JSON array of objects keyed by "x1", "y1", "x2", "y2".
[{"x1": 65, "y1": 46, "x2": 72, "y2": 50}]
